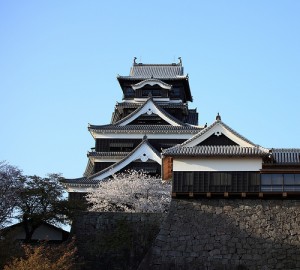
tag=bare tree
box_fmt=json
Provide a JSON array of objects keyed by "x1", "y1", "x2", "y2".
[
  {"x1": 86, "y1": 170, "x2": 171, "y2": 213},
  {"x1": 0, "y1": 161, "x2": 22, "y2": 228}
]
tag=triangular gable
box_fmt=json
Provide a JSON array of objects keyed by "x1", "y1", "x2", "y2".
[
  {"x1": 199, "y1": 133, "x2": 238, "y2": 146},
  {"x1": 89, "y1": 140, "x2": 161, "y2": 181},
  {"x1": 181, "y1": 119, "x2": 257, "y2": 148},
  {"x1": 116, "y1": 98, "x2": 184, "y2": 127},
  {"x1": 128, "y1": 114, "x2": 171, "y2": 125}
]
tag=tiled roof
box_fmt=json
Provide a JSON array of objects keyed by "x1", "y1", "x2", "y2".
[
  {"x1": 127, "y1": 63, "x2": 184, "y2": 79},
  {"x1": 88, "y1": 151, "x2": 128, "y2": 158},
  {"x1": 83, "y1": 159, "x2": 93, "y2": 177},
  {"x1": 112, "y1": 102, "x2": 190, "y2": 124},
  {"x1": 163, "y1": 145, "x2": 269, "y2": 157},
  {"x1": 271, "y1": 149, "x2": 300, "y2": 164},
  {"x1": 181, "y1": 119, "x2": 257, "y2": 147},
  {"x1": 114, "y1": 97, "x2": 186, "y2": 126},
  {"x1": 117, "y1": 60, "x2": 192, "y2": 102},
  {"x1": 63, "y1": 140, "x2": 161, "y2": 186},
  {"x1": 88, "y1": 124, "x2": 202, "y2": 134},
  {"x1": 61, "y1": 177, "x2": 88, "y2": 185},
  {"x1": 88, "y1": 139, "x2": 160, "y2": 180},
  {"x1": 115, "y1": 102, "x2": 189, "y2": 110}
]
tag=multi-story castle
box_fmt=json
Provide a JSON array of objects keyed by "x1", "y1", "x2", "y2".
[
  {"x1": 63, "y1": 59, "x2": 300, "y2": 200},
  {"x1": 63, "y1": 58, "x2": 202, "y2": 199}
]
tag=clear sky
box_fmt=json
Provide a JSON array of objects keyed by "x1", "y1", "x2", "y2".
[{"x1": 1, "y1": 1, "x2": 299, "y2": 179}]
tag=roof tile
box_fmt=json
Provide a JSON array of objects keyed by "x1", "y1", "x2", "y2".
[
  {"x1": 163, "y1": 145, "x2": 268, "y2": 157},
  {"x1": 129, "y1": 64, "x2": 183, "y2": 78}
]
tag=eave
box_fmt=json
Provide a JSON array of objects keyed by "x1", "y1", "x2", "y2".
[{"x1": 117, "y1": 76, "x2": 193, "y2": 102}]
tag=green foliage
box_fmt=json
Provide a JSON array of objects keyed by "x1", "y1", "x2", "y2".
[
  {"x1": 16, "y1": 174, "x2": 77, "y2": 242},
  {"x1": 3, "y1": 240, "x2": 78, "y2": 270}
]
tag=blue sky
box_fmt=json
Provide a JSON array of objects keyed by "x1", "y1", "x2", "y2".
[{"x1": 1, "y1": 1, "x2": 300, "y2": 178}]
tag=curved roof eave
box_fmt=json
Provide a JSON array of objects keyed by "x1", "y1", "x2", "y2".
[
  {"x1": 114, "y1": 97, "x2": 187, "y2": 127},
  {"x1": 87, "y1": 139, "x2": 161, "y2": 182},
  {"x1": 131, "y1": 78, "x2": 172, "y2": 90}
]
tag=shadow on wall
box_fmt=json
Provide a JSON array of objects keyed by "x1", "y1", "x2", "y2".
[
  {"x1": 71, "y1": 212, "x2": 166, "y2": 270},
  {"x1": 139, "y1": 199, "x2": 300, "y2": 270}
]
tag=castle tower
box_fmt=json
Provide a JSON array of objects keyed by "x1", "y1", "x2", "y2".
[{"x1": 62, "y1": 59, "x2": 202, "y2": 198}]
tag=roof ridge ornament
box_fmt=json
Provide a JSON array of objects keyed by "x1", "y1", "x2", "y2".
[
  {"x1": 178, "y1": 57, "x2": 182, "y2": 65},
  {"x1": 133, "y1": 57, "x2": 137, "y2": 65},
  {"x1": 216, "y1": 113, "x2": 221, "y2": 121}
]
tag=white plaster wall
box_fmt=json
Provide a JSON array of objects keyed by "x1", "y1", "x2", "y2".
[{"x1": 173, "y1": 158, "x2": 262, "y2": 171}]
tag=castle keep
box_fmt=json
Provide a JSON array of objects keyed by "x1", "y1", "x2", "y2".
[{"x1": 62, "y1": 59, "x2": 201, "y2": 199}]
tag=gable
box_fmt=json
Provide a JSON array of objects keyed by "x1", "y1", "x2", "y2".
[
  {"x1": 182, "y1": 121, "x2": 256, "y2": 148},
  {"x1": 117, "y1": 98, "x2": 183, "y2": 126},
  {"x1": 128, "y1": 113, "x2": 171, "y2": 125},
  {"x1": 197, "y1": 134, "x2": 238, "y2": 146},
  {"x1": 90, "y1": 141, "x2": 161, "y2": 181}
]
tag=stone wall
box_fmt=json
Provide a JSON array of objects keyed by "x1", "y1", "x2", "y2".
[
  {"x1": 139, "y1": 199, "x2": 300, "y2": 270},
  {"x1": 71, "y1": 212, "x2": 166, "y2": 270}
]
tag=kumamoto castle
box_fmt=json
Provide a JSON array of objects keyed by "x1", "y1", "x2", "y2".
[{"x1": 64, "y1": 59, "x2": 300, "y2": 270}]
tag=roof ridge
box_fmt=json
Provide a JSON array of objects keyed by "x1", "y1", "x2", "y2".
[
  {"x1": 133, "y1": 63, "x2": 181, "y2": 66},
  {"x1": 271, "y1": 148, "x2": 300, "y2": 152}
]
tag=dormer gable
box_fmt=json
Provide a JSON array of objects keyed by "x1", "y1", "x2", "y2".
[
  {"x1": 89, "y1": 139, "x2": 161, "y2": 181},
  {"x1": 115, "y1": 98, "x2": 185, "y2": 127}
]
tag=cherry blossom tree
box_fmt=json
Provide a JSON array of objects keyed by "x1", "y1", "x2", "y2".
[{"x1": 85, "y1": 170, "x2": 171, "y2": 213}]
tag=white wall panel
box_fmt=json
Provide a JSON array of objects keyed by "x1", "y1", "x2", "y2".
[{"x1": 173, "y1": 158, "x2": 262, "y2": 171}]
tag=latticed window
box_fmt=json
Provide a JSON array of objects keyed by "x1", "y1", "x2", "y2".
[
  {"x1": 261, "y1": 174, "x2": 300, "y2": 192},
  {"x1": 142, "y1": 89, "x2": 162, "y2": 97},
  {"x1": 173, "y1": 171, "x2": 260, "y2": 193}
]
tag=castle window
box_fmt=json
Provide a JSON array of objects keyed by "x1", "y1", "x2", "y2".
[
  {"x1": 125, "y1": 88, "x2": 135, "y2": 98},
  {"x1": 284, "y1": 174, "x2": 300, "y2": 191},
  {"x1": 261, "y1": 174, "x2": 300, "y2": 192},
  {"x1": 142, "y1": 89, "x2": 162, "y2": 97},
  {"x1": 170, "y1": 88, "x2": 181, "y2": 98},
  {"x1": 109, "y1": 142, "x2": 134, "y2": 152}
]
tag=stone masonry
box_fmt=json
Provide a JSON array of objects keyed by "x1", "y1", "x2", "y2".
[
  {"x1": 139, "y1": 199, "x2": 300, "y2": 270},
  {"x1": 72, "y1": 212, "x2": 166, "y2": 270}
]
